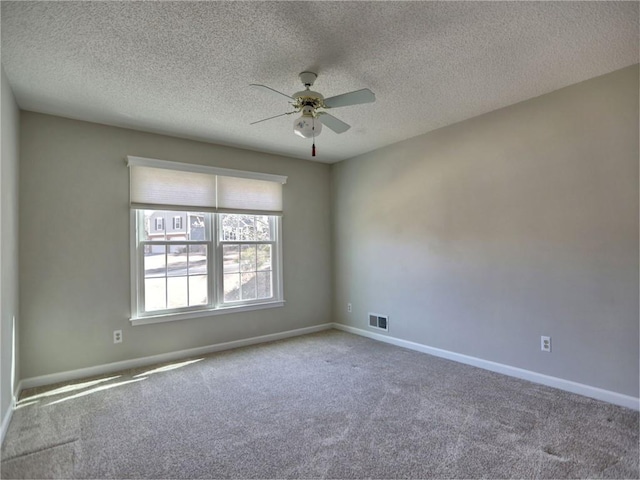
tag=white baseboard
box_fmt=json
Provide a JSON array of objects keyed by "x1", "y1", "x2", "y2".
[
  {"x1": 1, "y1": 396, "x2": 16, "y2": 446},
  {"x1": 14, "y1": 322, "x2": 639, "y2": 412},
  {"x1": 19, "y1": 323, "x2": 333, "y2": 391},
  {"x1": 333, "y1": 323, "x2": 640, "y2": 411}
]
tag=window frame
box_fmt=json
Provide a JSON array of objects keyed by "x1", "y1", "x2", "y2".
[{"x1": 130, "y1": 210, "x2": 284, "y2": 326}]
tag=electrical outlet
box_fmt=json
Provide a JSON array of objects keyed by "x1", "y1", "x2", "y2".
[
  {"x1": 541, "y1": 335, "x2": 551, "y2": 352},
  {"x1": 347, "y1": 303, "x2": 352, "y2": 313},
  {"x1": 113, "y1": 330, "x2": 123, "y2": 344}
]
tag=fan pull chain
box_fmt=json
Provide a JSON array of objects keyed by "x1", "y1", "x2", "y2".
[{"x1": 312, "y1": 117, "x2": 317, "y2": 157}]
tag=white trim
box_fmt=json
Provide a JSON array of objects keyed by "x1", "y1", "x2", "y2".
[
  {"x1": 332, "y1": 323, "x2": 640, "y2": 411},
  {"x1": 126, "y1": 156, "x2": 287, "y2": 184},
  {"x1": 1, "y1": 395, "x2": 16, "y2": 446},
  {"x1": 130, "y1": 300, "x2": 286, "y2": 326},
  {"x1": 129, "y1": 210, "x2": 138, "y2": 322},
  {"x1": 2, "y1": 315, "x2": 19, "y2": 445},
  {"x1": 14, "y1": 323, "x2": 636, "y2": 420},
  {"x1": 19, "y1": 324, "x2": 332, "y2": 390},
  {"x1": 275, "y1": 217, "x2": 284, "y2": 303}
]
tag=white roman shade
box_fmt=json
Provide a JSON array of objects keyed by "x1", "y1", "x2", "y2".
[
  {"x1": 217, "y1": 175, "x2": 282, "y2": 213},
  {"x1": 130, "y1": 166, "x2": 217, "y2": 211},
  {"x1": 127, "y1": 156, "x2": 287, "y2": 214}
]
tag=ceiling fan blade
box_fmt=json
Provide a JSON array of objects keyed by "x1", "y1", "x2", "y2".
[
  {"x1": 250, "y1": 112, "x2": 294, "y2": 125},
  {"x1": 249, "y1": 84, "x2": 293, "y2": 100},
  {"x1": 317, "y1": 113, "x2": 351, "y2": 134},
  {"x1": 323, "y1": 88, "x2": 375, "y2": 108}
]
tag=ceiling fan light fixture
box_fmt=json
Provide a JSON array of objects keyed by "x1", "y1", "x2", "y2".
[{"x1": 293, "y1": 108, "x2": 322, "y2": 138}]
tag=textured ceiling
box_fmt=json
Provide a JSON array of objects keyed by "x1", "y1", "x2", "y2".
[{"x1": 1, "y1": 1, "x2": 638, "y2": 163}]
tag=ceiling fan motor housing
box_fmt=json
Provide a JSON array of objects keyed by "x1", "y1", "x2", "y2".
[
  {"x1": 292, "y1": 91, "x2": 325, "y2": 113},
  {"x1": 293, "y1": 72, "x2": 325, "y2": 109},
  {"x1": 292, "y1": 89, "x2": 323, "y2": 99}
]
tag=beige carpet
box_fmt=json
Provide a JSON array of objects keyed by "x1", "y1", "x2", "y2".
[{"x1": 2, "y1": 330, "x2": 638, "y2": 478}]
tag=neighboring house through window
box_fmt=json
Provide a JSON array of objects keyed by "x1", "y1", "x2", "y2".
[{"x1": 128, "y1": 156, "x2": 287, "y2": 325}]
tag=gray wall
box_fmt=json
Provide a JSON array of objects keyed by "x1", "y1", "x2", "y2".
[
  {"x1": 1, "y1": 66, "x2": 20, "y2": 421},
  {"x1": 19, "y1": 113, "x2": 332, "y2": 378},
  {"x1": 332, "y1": 65, "x2": 639, "y2": 397}
]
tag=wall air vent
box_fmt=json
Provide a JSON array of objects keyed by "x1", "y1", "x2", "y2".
[{"x1": 368, "y1": 313, "x2": 389, "y2": 332}]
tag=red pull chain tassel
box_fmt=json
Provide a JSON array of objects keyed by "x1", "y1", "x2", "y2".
[{"x1": 312, "y1": 143, "x2": 316, "y2": 157}]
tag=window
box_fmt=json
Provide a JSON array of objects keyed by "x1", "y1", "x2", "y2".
[
  {"x1": 140, "y1": 210, "x2": 210, "y2": 312},
  {"x1": 128, "y1": 156, "x2": 286, "y2": 325},
  {"x1": 220, "y1": 214, "x2": 276, "y2": 303}
]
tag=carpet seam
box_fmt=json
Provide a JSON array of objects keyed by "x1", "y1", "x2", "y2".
[{"x1": 1, "y1": 437, "x2": 78, "y2": 463}]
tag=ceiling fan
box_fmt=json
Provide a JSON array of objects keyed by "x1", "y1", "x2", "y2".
[{"x1": 250, "y1": 72, "x2": 375, "y2": 156}]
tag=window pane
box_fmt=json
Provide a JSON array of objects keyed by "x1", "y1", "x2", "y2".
[
  {"x1": 144, "y1": 245, "x2": 166, "y2": 278},
  {"x1": 254, "y1": 216, "x2": 272, "y2": 241},
  {"x1": 145, "y1": 277, "x2": 166, "y2": 311},
  {"x1": 241, "y1": 273, "x2": 256, "y2": 300},
  {"x1": 167, "y1": 276, "x2": 188, "y2": 309},
  {"x1": 143, "y1": 210, "x2": 206, "y2": 241},
  {"x1": 220, "y1": 214, "x2": 272, "y2": 241},
  {"x1": 239, "y1": 216, "x2": 256, "y2": 241},
  {"x1": 187, "y1": 214, "x2": 206, "y2": 241},
  {"x1": 224, "y1": 273, "x2": 240, "y2": 302},
  {"x1": 145, "y1": 210, "x2": 165, "y2": 241},
  {"x1": 221, "y1": 214, "x2": 239, "y2": 241},
  {"x1": 189, "y1": 275, "x2": 208, "y2": 306},
  {"x1": 223, "y1": 245, "x2": 239, "y2": 273},
  {"x1": 257, "y1": 244, "x2": 272, "y2": 271},
  {"x1": 256, "y1": 271, "x2": 272, "y2": 299},
  {"x1": 240, "y1": 245, "x2": 256, "y2": 272},
  {"x1": 188, "y1": 245, "x2": 207, "y2": 276},
  {"x1": 167, "y1": 246, "x2": 188, "y2": 277}
]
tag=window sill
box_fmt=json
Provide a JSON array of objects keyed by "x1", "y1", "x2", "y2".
[{"x1": 130, "y1": 300, "x2": 286, "y2": 326}]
